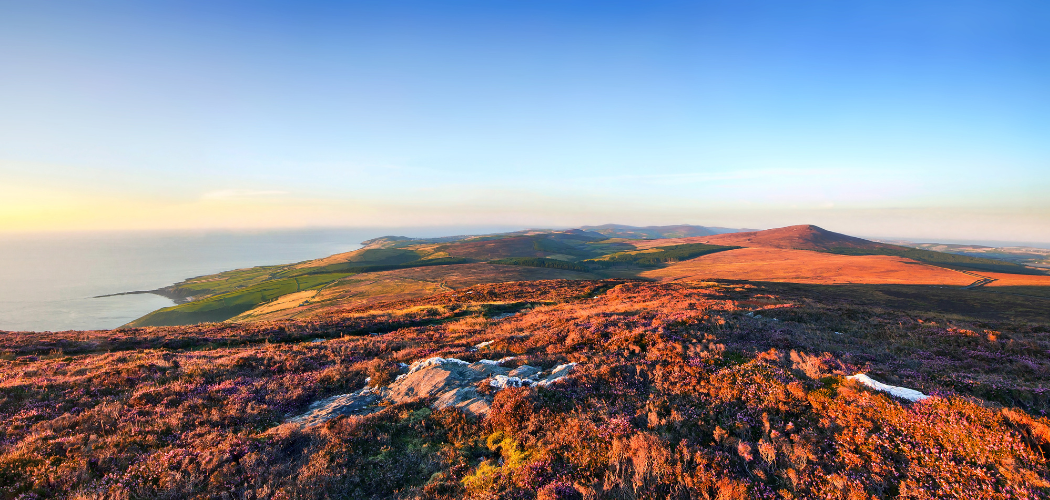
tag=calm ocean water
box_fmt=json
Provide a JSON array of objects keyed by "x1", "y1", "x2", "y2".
[{"x1": 0, "y1": 226, "x2": 515, "y2": 332}]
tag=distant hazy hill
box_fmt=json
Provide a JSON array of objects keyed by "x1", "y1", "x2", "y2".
[
  {"x1": 125, "y1": 224, "x2": 1046, "y2": 328},
  {"x1": 579, "y1": 224, "x2": 745, "y2": 239},
  {"x1": 636, "y1": 225, "x2": 1046, "y2": 275},
  {"x1": 881, "y1": 241, "x2": 1050, "y2": 270},
  {"x1": 633, "y1": 225, "x2": 887, "y2": 251}
]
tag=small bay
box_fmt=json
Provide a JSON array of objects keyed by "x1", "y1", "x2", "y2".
[{"x1": 0, "y1": 226, "x2": 512, "y2": 332}]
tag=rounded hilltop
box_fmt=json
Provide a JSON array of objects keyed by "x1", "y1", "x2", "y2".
[{"x1": 635, "y1": 224, "x2": 891, "y2": 251}]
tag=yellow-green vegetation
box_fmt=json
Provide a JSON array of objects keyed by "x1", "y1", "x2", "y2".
[
  {"x1": 129, "y1": 234, "x2": 736, "y2": 328},
  {"x1": 128, "y1": 273, "x2": 352, "y2": 327},
  {"x1": 462, "y1": 431, "x2": 537, "y2": 493},
  {"x1": 139, "y1": 227, "x2": 1047, "y2": 331},
  {"x1": 146, "y1": 247, "x2": 476, "y2": 326},
  {"x1": 162, "y1": 265, "x2": 293, "y2": 300},
  {"x1": 422, "y1": 251, "x2": 452, "y2": 260},
  {"x1": 130, "y1": 231, "x2": 625, "y2": 327}
]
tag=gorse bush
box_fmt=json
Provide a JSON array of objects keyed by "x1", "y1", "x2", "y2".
[{"x1": 1, "y1": 280, "x2": 1048, "y2": 498}]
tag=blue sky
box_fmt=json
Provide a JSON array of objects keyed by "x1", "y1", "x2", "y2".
[{"x1": 1, "y1": 1, "x2": 1048, "y2": 241}]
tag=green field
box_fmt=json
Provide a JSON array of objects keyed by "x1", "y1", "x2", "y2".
[
  {"x1": 127, "y1": 273, "x2": 352, "y2": 327},
  {"x1": 161, "y1": 265, "x2": 292, "y2": 300},
  {"x1": 132, "y1": 251, "x2": 476, "y2": 327}
]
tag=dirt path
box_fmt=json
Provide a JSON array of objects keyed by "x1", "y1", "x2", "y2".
[{"x1": 955, "y1": 269, "x2": 998, "y2": 289}]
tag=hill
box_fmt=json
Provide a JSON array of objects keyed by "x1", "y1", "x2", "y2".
[
  {"x1": 230, "y1": 263, "x2": 598, "y2": 323},
  {"x1": 635, "y1": 224, "x2": 890, "y2": 251},
  {"x1": 7, "y1": 223, "x2": 1050, "y2": 497},
  {"x1": 126, "y1": 224, "x2": 1046, "y2": 327},
  {"x1": 125, "y1": 229, "x2": 634, "y2": 326},
  {"x1": 636, "y1": 225, "x2": 1047, "y2": 275},
  {"x1": 640, "y1": 247, "x2": 979, "y2": 285}
]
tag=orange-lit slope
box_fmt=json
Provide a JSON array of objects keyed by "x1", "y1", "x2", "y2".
[
  {"x1": 984, "y1": 273, "x2": 1050, "y2": 287},
  {"x1": 633, "y1": 224, "x2": 890, "y2": 251},
  {"x1": 640, "y1": 247, "x2": 975, "y2": 285}
]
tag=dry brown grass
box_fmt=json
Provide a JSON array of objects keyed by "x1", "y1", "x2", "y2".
[
  {"x1": 294, "y1": 247, "x2": 368, "y2": 268},
  {"x1": 631, "y1": 224, "x2": 885, "y2": 251},
  {"x1": 241, "y1": 263, "x2": 598, "y2": 321},
  {"x1": 640, "y1": 247, "x2": 976, "y2": 285},
  {"x1": 441, "y1": 236, "x2": 546, "y2": 259},
  {"x1": 231, "y1": 290, "x2": 319, "y2": 321}
]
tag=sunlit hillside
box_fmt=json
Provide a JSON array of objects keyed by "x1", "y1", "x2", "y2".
[
  {"x1": 3, "y1": 277, "x2": 1050, "y2": 498},
  {"x1": 3, "y1": 225, "x2": 1050, "y2": 498},
  {"x1": 125, "y1": 225, "x2": 1050, "y2": 328}
]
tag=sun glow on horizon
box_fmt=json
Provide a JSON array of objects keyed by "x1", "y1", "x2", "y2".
[
  {"x1": 2, "y1": 176, "x2": 1048, "y2": 244},
  {"x1": 1, "y1": 1, "x2": 1047, "y2": 241}
]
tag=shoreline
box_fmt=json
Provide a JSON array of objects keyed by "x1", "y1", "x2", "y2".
[{"x1": 93, "y1": 287, "x2": 194, "y2": 304}]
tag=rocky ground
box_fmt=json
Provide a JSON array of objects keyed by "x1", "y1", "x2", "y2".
[{"x1": 284, "y1": 356, "x2": 577, "y2": 427}]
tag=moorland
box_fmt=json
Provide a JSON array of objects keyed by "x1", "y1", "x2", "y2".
[{"x1": 2, "y1": 224, "x2": 1049, "y2": 499}]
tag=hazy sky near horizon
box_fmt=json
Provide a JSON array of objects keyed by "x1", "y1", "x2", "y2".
[{"x1": 1, "y1": 1, "x2": 1048, "y2": 241}]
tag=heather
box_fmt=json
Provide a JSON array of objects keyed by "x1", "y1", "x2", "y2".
[
  {"x1": 124, "y1": 225, "x2": 1050, "y2": 329},
  {"x1": 1, "y1": 281, "x2": 615, "y2": 357},
  {"x1": 1, "y1": 280, "x2": 1048, "y2": 498}
]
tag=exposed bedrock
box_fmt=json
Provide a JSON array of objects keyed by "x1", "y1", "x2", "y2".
[{"x1": 285, "y1": 357, "x2": 577, "y2": 428}]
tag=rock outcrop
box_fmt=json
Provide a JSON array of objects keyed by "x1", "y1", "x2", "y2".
[
  {"x1": 284, "y1": 357, "x2": 578, "y2": 428},
  {"x1": 284, "y1": 390, "x2": 382, "y2": 428},
  {"x1": 846, "y1": 373, "x2": 929, "y2": 402}
]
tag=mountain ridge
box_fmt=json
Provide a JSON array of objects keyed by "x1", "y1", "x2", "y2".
[
  {"x1": 579, "y1": 223, "x2": 748, "y2": 239},
  {"x1": 123, "y1": 224, "x2": 1047, "y2": 328}
]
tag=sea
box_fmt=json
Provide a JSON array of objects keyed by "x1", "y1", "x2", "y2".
[{"x1": 0, "y1": 226, "x2": 516, "y2": 332}]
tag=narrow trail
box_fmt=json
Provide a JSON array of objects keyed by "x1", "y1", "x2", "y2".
[{"x1": 956, "y1": 269, "x2": 998, "y2": 289}]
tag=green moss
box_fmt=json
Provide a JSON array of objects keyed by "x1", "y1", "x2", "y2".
[{"x1": 463, "y1": 432, "x2": 536, "y2": 493}]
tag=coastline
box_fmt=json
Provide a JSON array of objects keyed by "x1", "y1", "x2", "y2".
[{"x1": 94, "y1": 286, "x2": 194, "y2": 304}]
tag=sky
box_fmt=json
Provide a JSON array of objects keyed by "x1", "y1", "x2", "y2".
[{"x1": 1, "y1": 0, "x2": 1048, "y2": 242}]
